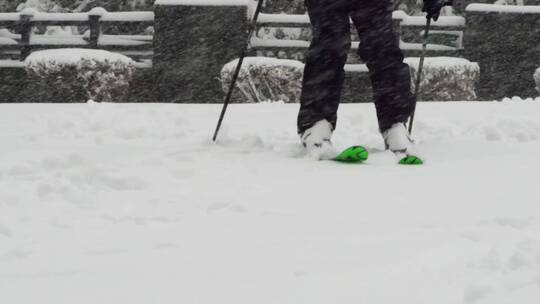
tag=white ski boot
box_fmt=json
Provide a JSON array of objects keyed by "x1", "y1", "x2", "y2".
[
  {"x1": 382, "y1": 123, "x2": 414, "y2": 154},
  {"x1": 300, "y1": 120, "x2": 338, "y2": 160}
]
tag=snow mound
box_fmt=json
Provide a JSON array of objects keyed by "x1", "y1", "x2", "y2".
[{"x1": 405, "y1": 57, "x2": 478, "y2": 70}]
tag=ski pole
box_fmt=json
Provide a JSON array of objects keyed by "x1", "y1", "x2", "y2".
[
  {"x1": 213, "y1": 0, "x2": 265, "y2": 142},
  {"x1": 408, "y1": 17, "x2": 431, "y2": 135},
  {"x1": 408, "y1": 0, "x2": 453, "y2": 134}
]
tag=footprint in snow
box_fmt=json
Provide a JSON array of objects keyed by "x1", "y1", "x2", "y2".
[
  {"x1": 207, "y1": 202, "x2": 247, "y2": 214},
  {"x1": 36, "y1": 183, "x2": 54, "y2": 199},
  {"x1": 494, "y1": 217, "x2": 532, "y2": 229},
  {"x1": 484, "y1": 127, "x2": 502, "y2": 141},
  {"x1": 7, "y1": 165, "x2": 34, "y2": 177},
  {"x1": 171, "y1": 169, "x2": 195, "y2": 180},
  {"x1": 464, "y1": 284, "x2": 492, "y2": 304},
  {"x1": 41, "y1": 153, "x2": 85, "y2": 170},
  {"x1": 98, "y1": 174, "x2": 148, "y2": 191},
  {"x1": 0, "y1": 223, "x2": 13, "y2": 238}
]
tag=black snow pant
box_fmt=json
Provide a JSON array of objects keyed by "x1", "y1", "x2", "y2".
[{"x1": 298, "y1": 0, "x2": 415, "y2": 134}]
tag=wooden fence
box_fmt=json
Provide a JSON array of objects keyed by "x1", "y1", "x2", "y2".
[
  {"x1": 0, "y1": 8, "x2": 466, "y2": 69},
  {"x1": 0, "y1": 8, "x2": 466, "y2": 66},
  {"x1": 252, "y1": 11, "x2": 466, "y2": 61},
  {"x1": 0, "y1": 7, "x2": 154, "y2": 67}
]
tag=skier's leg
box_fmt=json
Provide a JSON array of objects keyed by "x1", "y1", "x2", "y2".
[
  {"x1": 350, "y1": 0, "x2": 415, "y2": 133},
  {"x1": 297, "y1": 0, "x2": 351, "y2": 134}
]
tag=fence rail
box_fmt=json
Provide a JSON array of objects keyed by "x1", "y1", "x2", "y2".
[{"x1": 252, "y1": 10, "x2": 466, "y2": 60}]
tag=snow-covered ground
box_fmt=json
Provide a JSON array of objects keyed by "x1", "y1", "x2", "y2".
[{"x1": 1, "y1": 101, "x2": 540, "y2": 304}]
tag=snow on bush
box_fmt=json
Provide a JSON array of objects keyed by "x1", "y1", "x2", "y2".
[
  {"x1": 221, "y1": 57, "x2": 304, "y2": 103},
  {"x1": 24, "y1": 48, "x2": 135, "y2": 102},
  {"x1": 501, "y1": 96, "x2": 540, "y2": 102},
  {"x1": 535, "y1": 67, "x2": 540, "y2": 95},
  {"x1": 405, "y1": 57, "x2": 480, "y2": 101}
]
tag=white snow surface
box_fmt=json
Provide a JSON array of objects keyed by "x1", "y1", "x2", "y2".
[
  {"x1": 404, "y1": 57, "x2": 479, "y2": 70},
  {"x1": 25, "y1": 48, "x2": 134, "y2": 66},
  {"x1": 100, "y1": 11, "x2": 154, "y2": 22},
  {"x1": 0, "y1": 37, "x2": 18, "y2": 45},
  {"x1": 400, "y1": 15, "x2": 465, "y2": 27},
  {"x1": 466, "y1": 4, "x2": 540, "y2": 14},
  {"x1": 1, "y1": 102, "x2": 540, "y2": 304},
  {"x1": 0, "y1": 29, "x2": 21, "y2": 40},
  {"x1": 0, "y1": 13, "x2": 21, "y2": 21},
  {"x1": 256, "y1": 11, "x2": 464, "y2": 28},
  {"x1": 3, "y1": 8, "x2": 154, "y2": 22},
  {"x1": 31, "y1": 12, "x2": 89, "y2": 22},
  {"x1": 222, "y1": 57, "x2": 305, "y2": 73},
  {"x1": 251, "y1": 37, "x2": 458, "y2": 53},
  {"x1": 155, "y1": 0, "x2": 251, "y2": 6},
  {"x1": 250, "y1": 37, "x2": 311, "y2": 48},
  {"x1": 0, "y1": 60, "x2": 25, "y2": 68},
  {"x1": 222, "y1": 57, "x2": 370, "y2": 73},
  {"x1": 29, "y1": 35, "x2": 87, "y2": 46},
  {"x1": 258, "y1": 13, "x2": 310, "y2": 24}
]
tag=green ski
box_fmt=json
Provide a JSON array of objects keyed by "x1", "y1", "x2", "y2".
[
  {"x1": 395, "y1": 152, "x2": 424, "y2": 165},
  {"x1": 333, "y1": 146, "x2": 369, "y2": 163}
]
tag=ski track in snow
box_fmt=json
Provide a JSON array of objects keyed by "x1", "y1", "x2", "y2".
[{"x1": 0, "y1": 102, "x2": 540, "y2": 304}]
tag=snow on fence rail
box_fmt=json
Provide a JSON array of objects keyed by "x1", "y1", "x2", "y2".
[
  {"x1": 0, "y1": 8, "x2": 155, "y2": 25},
  {"x1": 466, "y1": 4, "x2": 540, "y2": 14},
  {"x1": 0, "y1": 7, "x2": 154, "y2": 65}
]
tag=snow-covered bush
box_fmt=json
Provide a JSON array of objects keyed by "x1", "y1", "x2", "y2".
[
  {"x1": 24, "y1": 49, "x2": 135, "y2": 102},
  {"x1": 405, "y1": 57, "x2": 480, "y2": 101},
  {"x1": 535, "y1": 67, "x2": 540, "y2": 95},
  {"x1": 221, "y1": 57, "x2": 304, "y2": 103}
]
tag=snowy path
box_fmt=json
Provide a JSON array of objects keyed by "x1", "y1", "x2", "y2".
[{"x1": 1, "y1": 102, "x2": 540, "y2": 304}]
